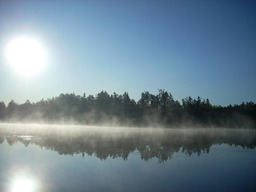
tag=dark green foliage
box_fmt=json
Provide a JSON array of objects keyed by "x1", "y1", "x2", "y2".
[
  {"x1": 0, "y1": 102, "x2": 6, "y2": 120},
  {"x1": 0, "y1": 90, "x2": 255, "y2": 128}
]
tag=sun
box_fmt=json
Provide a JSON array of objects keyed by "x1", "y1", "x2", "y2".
[{"x1": 4, "y1": 35, "x2": 48, "y2": 77}]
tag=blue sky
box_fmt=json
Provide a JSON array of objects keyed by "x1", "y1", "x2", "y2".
[{"x1": 0, "y1": 0, "x2": 255, "y2": 105}]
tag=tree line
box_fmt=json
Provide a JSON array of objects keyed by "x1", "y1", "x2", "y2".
[{"x1": 0, "y1": 89, "x2": 255, "y2": 128}]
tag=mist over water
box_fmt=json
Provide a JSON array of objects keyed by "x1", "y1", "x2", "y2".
[
  {"x1": 0, "y1": 123, "x2": 256, "y2": 191},
  {"x1": 0, "y1": 123, "x2": 255, "y2": 161}
]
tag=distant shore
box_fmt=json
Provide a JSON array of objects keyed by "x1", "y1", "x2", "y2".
[{"x1": 0, "y1": 90, "x2": 255, "y2": 128}]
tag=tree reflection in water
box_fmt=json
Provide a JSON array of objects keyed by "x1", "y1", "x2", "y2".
[{"x1": 0, "y1": 124, "x2": 255, "y2": 162}]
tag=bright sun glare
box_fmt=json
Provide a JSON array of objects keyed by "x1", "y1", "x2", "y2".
[
  {"x1": 11, "y1": 177, "x2": 35, "y2": 192},
  {"x1": 4, "y1": 35, "x2": 48, "y2": 77}
]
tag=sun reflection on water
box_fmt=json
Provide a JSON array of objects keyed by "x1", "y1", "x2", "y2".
[{"x1": 11, "y1": 176, "x2": 37, "y2": 192}]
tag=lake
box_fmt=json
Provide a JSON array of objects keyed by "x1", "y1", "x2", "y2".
[{"x1": 0, "y1": 123, "x2": 255, "y2": 192}]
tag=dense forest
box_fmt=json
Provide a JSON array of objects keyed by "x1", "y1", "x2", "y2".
[{"x1": 0, "y1": 89, "x2": 255, "y2": 128}]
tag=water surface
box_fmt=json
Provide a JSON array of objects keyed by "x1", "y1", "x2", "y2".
[{"x1": 0, "y1": 124, "x2": 255, "y2": 192}]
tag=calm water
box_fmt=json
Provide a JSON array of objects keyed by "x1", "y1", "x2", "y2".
[{"x1": 0, "y1": 124, "x2": 255, "y2": 192}]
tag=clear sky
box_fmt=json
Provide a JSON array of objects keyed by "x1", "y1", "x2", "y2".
[{"x1": 0, "y1": 0, "x2": 255, "y2": 106}]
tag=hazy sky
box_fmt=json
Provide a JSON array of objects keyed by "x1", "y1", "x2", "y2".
[{"x1": 0, "y1": 0, "x2": 255, "y2": 105}]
